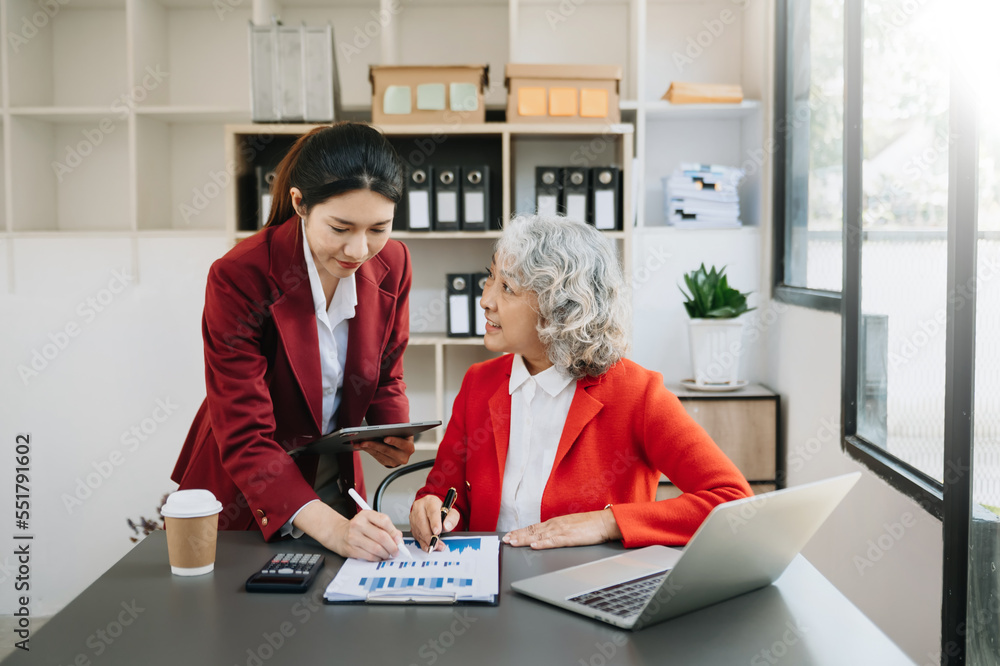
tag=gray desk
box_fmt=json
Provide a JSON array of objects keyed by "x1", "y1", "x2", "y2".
[{"x1": 1, "y1": 532, "x2": 914, "y2": 665}]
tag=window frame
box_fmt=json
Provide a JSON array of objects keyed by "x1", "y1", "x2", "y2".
[
  {"x1": 836, "y1": 0, "x2": 947, "y2": 516},
  {"x1": 772, "y1": 0, "x2": 842, "y2": 314},
  {"x1": 777, "y1": 0, "x2": 981, "y2": 661}
]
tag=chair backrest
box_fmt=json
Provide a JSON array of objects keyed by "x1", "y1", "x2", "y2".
[{"x1": 372, "y1": 459, "x2": 435, "y2": 524}]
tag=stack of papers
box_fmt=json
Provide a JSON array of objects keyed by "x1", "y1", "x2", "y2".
[
  {"x1": 324, "y1": 536, "x2": 500, "y2": 604},
  {"x1": 663, "y1": 163, "x2": 744, "y2": 229}
]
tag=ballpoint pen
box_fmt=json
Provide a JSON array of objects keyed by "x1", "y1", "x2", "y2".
[
  {"x1": 428, "y1": 487, "x2": 457, "y2": 552},
  {"x1": 348, "y1": 487, "x2": 413, "y2": 560}
]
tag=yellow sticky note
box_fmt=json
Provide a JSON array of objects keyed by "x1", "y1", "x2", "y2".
[
  {"x1": 518, "y1": 87, "x2": 546, "y2": 117},
  {"x1": 549, "y1": 88, "x2": 578, "y2": 117},
  {"x1": 580, "y1": 88, "x2": 609, "y2": 118}
]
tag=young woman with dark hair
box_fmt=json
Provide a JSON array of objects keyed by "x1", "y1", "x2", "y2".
[{"x1": 172, "y1": 122, "x2": 415, "y2": 561}]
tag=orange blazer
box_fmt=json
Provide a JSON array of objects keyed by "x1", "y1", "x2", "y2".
[
  {"x1": 416, "y1": 355, "x2": 751, "y2": 547},
  {"x1": 171, "y1": 218, "x2": 411, "y2": 540}
]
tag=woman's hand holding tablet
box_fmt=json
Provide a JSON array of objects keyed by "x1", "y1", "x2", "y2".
[{"x1": 287, "y1": 421, "x2": 442, "y2": 458}]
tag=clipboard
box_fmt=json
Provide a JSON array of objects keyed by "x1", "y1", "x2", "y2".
[
  {"x1": 329, "y1": 590, "x2": 498, "y2": 605},
  {"x1": 287, "y1": 420, "x2": 441, "y2": 457},
  {"x1": 323, "y1": 535, "x2": 501, "y2": 606}
]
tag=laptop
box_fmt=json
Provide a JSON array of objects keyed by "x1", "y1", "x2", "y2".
[{"x1": 510, "y1": 472, "x2": 861, "y2": 630}]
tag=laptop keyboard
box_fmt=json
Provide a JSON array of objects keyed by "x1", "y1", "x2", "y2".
[{"x1": 568, "y1": 571, "x2": 668, "y2": 618}]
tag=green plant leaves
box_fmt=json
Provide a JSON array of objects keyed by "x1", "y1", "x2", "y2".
[{"x1": 679, "y1": 263, "x2": 754, "y2": 318}]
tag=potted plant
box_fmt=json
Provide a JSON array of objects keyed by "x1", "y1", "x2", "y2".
[{"x1": 679, "y1": 264, "x2": 754, "y2": 387}]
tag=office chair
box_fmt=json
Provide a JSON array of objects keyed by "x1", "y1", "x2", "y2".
[{"x1": 372, "y1": 458, "x2": 435, "y2": 514}]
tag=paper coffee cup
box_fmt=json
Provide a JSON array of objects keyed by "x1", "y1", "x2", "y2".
[{"x1": 160, "y1": 489, "x2": 223, "y2": 576}]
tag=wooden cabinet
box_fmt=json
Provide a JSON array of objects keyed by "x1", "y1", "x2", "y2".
[{"x1": 657, "y1": 383, "x2": 781, "y2": 499}]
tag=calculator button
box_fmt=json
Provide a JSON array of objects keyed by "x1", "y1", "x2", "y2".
[{"x1": 278, "y1": 568, "x2": 294, "y2": 574}]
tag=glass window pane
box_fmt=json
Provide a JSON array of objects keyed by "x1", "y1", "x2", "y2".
[
  {"x1": 970, "y1": 4, "x2": 1000, "y2": 655},
  {"x1": 857, "y1": 0, "x2": 949, "y2": 481},
  {"x1": 784, "y1": 0, "x2": 844, "y2": 291},
  {"x1": 974, "y1": 120, "x2": 1000, "y2": 507}
]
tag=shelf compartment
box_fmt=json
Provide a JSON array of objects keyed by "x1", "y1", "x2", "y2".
[
  {"x1": 394, "y1": 231, "x2": 502, "y2": 240},
  {"x1": 0, "y1": 239, "x2": 8, "y2": 294},
  {"x1": 643, "y1": 2, "x2": 745, "y2": 106},
  {"x1": 129, "y1": 0, "x2": 251, "y2": 109},
  {"x1": 9, "y1": 115, "x2": 130, "y2": 232},
  {"x1": 269, "y1": 1, "x2": 509, "y2": 108},
  {"x1": 263, "y1": 1, "x2": 383, "y2": 110},
  {"x1": 9, "y1": 107, "x2": 122, "y2": 122},
  {"x1": 135, "y1": 117, "x2": 227, "y2": 230},
  {"x1": 510, "y1": 134, "x2": 632, "y2": 221},
  {"x1": 640, "y1": 100, "x2": 761, "y2": 120},
  {"x1": 516, "y1": 2, "x2": 631, "y2": 99},
  {"x1": 403, "y1": 336, "x2": 497, "y2": 447},
  {"x1": 228, "y1": 130, "x2": 302, "y2": 233},
  {"x1": 0, "y1": 122, "x2": 5, "y2": 232},
  {"x1": 409, "y1": 333, "x2": 488, "y2": 346},
  {"x1": 403, "y1": 237, "x2": 496, "y2": 337},
  {"x1": 387, "y1": 134, "x2": 504, "y2": 232},
  {"x1": 402, "y1": 342, "x2": 438, "y2": 435},
  {"x1": 642, "y1": 115, "x2": 761, "y2": 228},
  {"x1": 135, "y1": 107, "x2": 252, "y2": 123},
  {"x1": 7, "y1": 0, "x2": 127, "y2": 108},
  {"x1": 395, "y1": 4, "x2": 509, "y2": 108}
]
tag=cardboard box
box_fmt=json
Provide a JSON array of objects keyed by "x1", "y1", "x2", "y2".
[
  {"x1": 370, "y1": 65, "x2": 489, "y2": 125},
  {"x1": 504, "y1": 64, "x2": 622, "y2": 124},
  {"x1": 663, "y1": 82, "x2": 744, "y2": 105}
]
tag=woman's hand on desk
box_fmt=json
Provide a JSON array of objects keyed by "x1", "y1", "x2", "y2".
[
  {"x1": 353, "y1": 435, "x2": 415, "y2": 468},
  {"x1": 294, "y1": 501, "x2": 405, "y2": 561},
  {"x1": 502, "y1": 509, "x2": 623, "y2": 550},
  {"x1": 409, "y1": 495, "x2": 460, "y2": 552}
]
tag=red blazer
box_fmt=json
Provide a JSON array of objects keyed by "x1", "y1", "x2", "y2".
[
  {"x1": 416, "y1": 355, "x2": 751, "y2": 548},
  {"x1": 171, "y1": 219, "x2": 411, "y2": 540}
]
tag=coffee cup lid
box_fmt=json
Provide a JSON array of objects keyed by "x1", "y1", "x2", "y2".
[{"x1": 160, "y1": 489, "x2": 223, "y2": 518}]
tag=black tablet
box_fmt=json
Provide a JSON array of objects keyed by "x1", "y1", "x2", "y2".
[{"x1": 287, "y1": 420, "x2": 442, "y2": 456}]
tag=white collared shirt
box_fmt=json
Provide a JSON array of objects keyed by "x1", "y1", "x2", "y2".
[
  {"x1": 301, "y1": 218, "x2": 357, "y2": 435},
  {"x1": 282, "y1": 219, "x2": 358, "y2": 537},
  {"x1": 496, "y1": 354, "x2": 577, "y2": 532}
]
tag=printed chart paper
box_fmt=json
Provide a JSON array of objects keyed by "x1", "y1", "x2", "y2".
[{"x1": 324, "y1": 536, "x2": 500, "y2": 603}]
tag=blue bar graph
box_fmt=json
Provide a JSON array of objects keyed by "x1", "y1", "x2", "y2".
[{"x1": 358, "y1": 576, "x2": 464, "y2": 592}]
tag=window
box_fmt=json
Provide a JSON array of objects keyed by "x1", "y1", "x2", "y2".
[
  {"x1": 782, "y1": 0, "x2": 1000, "y2": 660},
  {"x1": 775, "y1": 0, "x2": 844, "y2": 310},
  {"x1": 780, "y1": 0, "x2": 1000, "y2": 661},
  {"x1": 856, "y1": 0, "x2": 950, "y2": 483}
]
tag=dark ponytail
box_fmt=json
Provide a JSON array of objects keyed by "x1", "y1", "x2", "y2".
[{"x1": 265, "y1": 122, "x2": 404, "y2": 228}]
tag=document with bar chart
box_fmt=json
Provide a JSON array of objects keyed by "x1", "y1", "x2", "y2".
[{"x1": 323, "y1": 536, "x2": 501, "y2": 604}]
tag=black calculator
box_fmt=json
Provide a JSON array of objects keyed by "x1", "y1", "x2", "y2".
[{"x1": 245, "y1": 553, "x2": 325, "y2": 593}]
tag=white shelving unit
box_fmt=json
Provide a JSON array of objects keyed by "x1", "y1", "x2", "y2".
[
  {"x1": 225, "y1": 120, "x2": 634, "y2": 445},
  {"x1": 1, "y1": 0, "x2": 770, "y2": 430},
  {"x1": 1, "y1": 0, "x2": 251, "y2": 232}
]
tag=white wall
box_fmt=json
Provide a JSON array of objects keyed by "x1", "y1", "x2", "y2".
[
  {"x1": 0, "y1": 236, "x2": 226, "y2": 614},
  {"x1": 765, "y1": 304, "x2": 942, "y2": 664}
]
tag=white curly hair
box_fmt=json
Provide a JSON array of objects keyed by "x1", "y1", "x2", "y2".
[{"x1": 494, "y1": 214, "x2": 631, "y2": 378}]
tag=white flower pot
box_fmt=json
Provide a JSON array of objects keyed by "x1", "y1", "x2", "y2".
[{"x1": 688, "y1": 318, "x2": 745, "y2": 386}]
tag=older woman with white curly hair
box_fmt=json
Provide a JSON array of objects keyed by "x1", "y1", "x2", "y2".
[{"x1": 410, "y1": 214, "x2": 751, "y2": 551}]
